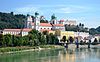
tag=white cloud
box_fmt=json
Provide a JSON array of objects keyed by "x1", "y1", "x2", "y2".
[
  {"x1": 53, "y1": 5, "x2": 90, "y2": 14},
  {"x1": 14, "y1": 6, "x2": 39, "y2": 15}
]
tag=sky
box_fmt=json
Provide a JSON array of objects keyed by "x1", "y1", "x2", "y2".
[{"x1": 0, "y1": 0, "x2": 100, "y2": 28}]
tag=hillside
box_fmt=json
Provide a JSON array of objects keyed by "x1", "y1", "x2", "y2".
[
  {"x1": 0, "y1": 12, "x2": 49, "y2": 30},
  {"x1": 0, "y1": 12, "x2": 26, "y2": 29},
  {"x1": 65, "y1": 23, "x2": 88, "y2": 32},
  {"x1": 89, "y1": 26, "x2": 100, "y2": 35}
]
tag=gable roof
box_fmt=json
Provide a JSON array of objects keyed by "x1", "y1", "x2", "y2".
[
  {"x1": 3, "y1": 29, "x2": 21, "y2": 32},
  {"x1": 40, "y1": 23, "x2": 52, "y2": 27},
  {"x1": 3, "y1": 29, "x2": 32, "y2": 32},
  {"x1": 31, "y1": 23, "x2": 52, "y2": 27}
]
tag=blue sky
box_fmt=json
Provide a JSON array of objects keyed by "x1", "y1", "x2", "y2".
[{"x1": 0, "y1": 0, "x2": 100, "y2": 28}]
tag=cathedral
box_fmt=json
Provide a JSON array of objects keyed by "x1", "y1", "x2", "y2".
[{"x1": 26, "y1": 12, "x2": 65, "y2": 32}]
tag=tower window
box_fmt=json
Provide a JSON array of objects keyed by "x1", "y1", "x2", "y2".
[{"x1": 53, "y1": 21, "x2": 54, "y2": 24}]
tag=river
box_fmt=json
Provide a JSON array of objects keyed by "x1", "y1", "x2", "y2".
[{"x1": 0, "y1": 48, "x2": 100, "y2": 62}]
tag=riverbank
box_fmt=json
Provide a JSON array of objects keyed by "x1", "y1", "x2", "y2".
[
  {"x1": 68, "y1": 44, "x2": 100, "y2": 49},
  {"x1": 0, "y1": 45, "x2": 64, "y2": 54}
]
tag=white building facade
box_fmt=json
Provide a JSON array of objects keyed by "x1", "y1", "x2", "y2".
[
  {"x1": 3, "y1": 29, "x2": 32, "y2": 36},
  {"x1": 26, "y1": 12, "x2": 65, "y2": 32}
]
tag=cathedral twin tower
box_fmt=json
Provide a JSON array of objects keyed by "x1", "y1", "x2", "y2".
[{"x1": 26, "y1": 12, "x2": 40, "y2": 31}]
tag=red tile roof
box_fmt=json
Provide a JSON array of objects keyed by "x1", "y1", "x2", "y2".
[
  {"x1": 31, "y1": 23, "x2": 52, "y2": 27},
  {"x1": 3, "y1": 29, "x2": 32, "y2": 32},
  {"x1": 40, "y1": 23, "x2": 52, "y2": 27},
  {"x1": 4, "y1": 29, "x2": 21, "y2": 32}
]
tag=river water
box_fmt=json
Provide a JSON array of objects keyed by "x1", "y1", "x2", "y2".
[{"x1": 0, "y1": 48, "x2": 100, "y2": 62}]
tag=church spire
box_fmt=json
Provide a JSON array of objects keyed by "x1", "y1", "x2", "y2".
[
  {"x1": 51, "y1": 14, "x2": 56, "y2": 20},
  {"x1": 35, "y1": 12, "x2": 39, "y2": 17},
  {"x1": 51, "y1": 14, "x2": 57, "y2": 24},
  {"x1": 34, "y1": 12, "x2": 40, "y2": 31},
  {"x1": 26, "y1": 15, "x2": 32, "y2": 28}
]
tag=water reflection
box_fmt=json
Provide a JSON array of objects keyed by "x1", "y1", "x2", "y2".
[{"x1": 0, "y1": 48, "x2": 100, "y2": 62}]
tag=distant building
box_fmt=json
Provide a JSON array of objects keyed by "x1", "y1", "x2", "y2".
[
  {"x1": 2, "y1": 12, "x2": 90, "y2": 41},
  {"x1": 60, "y1": 31, "x2": 74, "y2": 40},
  {"x1": 58, "y1": 20, "x2": 65, "y2": 25},
  {"x1": 74, "y1": 32, "x2": 89, "y2": 41},
  {"x1": 48, "y1": 31, "x2": 89, "y2": 43},
  {"x1": 64, "y1": 20, "x2": 77, "y2": 26}
]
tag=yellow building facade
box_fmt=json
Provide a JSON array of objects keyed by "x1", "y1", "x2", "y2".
[
  {"x1": 60, "y1": 31, "x2": 74, "y2": 40},
  {"x1": 49, "y1": 31, "x2": 74, "y2": 40},
  {"x1": 48, "y1": 31, "x2": 55, "y2": 35}
]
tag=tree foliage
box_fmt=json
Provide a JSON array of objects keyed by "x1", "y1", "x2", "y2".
[
  {"x1": 0, "y1": 29, "x2": 59, "y2": 47},
  {"x1": 89, "y1": 26, "x2": 100, "y2": 35},
  {"x1": 3, "y1": 34, "x2": 12, "y2": 46},
  {"x1": 65, "y1": 24, "x2": 88, "y2": 32},
  {"x1": 68, "y1": 36, "x2": 74, "y2": 43},
  {"x1": 0, "y1": 12, "x2": 26, "y2": 29},
  {"x1": 0, "y1": 12, "x2": 49, "y2": 29}
]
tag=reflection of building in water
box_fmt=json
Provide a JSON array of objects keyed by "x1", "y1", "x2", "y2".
[
  {"x1": 41, "y1": 48, "x2": 100, "y2": 62},
  {"x1": 59, "y1": 49, "x2": 76, "y2": 62}
]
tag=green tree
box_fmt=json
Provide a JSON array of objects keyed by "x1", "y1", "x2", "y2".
[
  {"x1": 22, "y1": 36, "x2": 29, "y2": 46},
  {"x1": 82, "y1": 24, "x2": 84, "y2": 27},
  {"x1": 79, "y1": 23, "x2": 82, "y2": 26},
  {"x1": 55, "y1": 29, "x2": 60, "y2": 36},
  {"x1": 0, "y1": 12, "x2": 26, "y2": 29},
  {"x1": 68, "y1": 36, "x2": 74, "y2": 43},
  {"x1": 46, "y1": 34, "x2": 50, "y2": 44},
  {"x1": 39, "y1": 33, "x2": 46, "y2": 45},
  {"x1": 99, "y1": 38, "x2": 100, "y2": 42},
  {"x1": 28, "y1": 29, "x2": 40, "y2": 46},
  {"x1": 47, "y1": 33, "x2": 59, "y2": 44},
  {"x1": 28, "y1": 34, "x2": 36, "y2": 46},
  {"x1": 3, "y1": 34, "x2": 12, "y2": 47},
  {"x1": 62, "y1": 36, "x2": 66, "y2": 43},
  {"x1": 0, "y1": 34, "x2": 3, "y2": 46},
  {"x1": 51, "y1": 14, "x2": 56, "y2": 20},
  {"x1": 43, "y1": 31, "x2": 48, "y2": 35},
  {"x1": 92, "y1": 38, "x2": 98, "y2": 45},
  {"x1": 13, "y1": 36, "x2": 22, "y2": 46}
]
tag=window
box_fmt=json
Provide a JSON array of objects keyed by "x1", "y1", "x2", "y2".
[{"x1": 53, "y1": 21, "x2": 54, "y2": 24}]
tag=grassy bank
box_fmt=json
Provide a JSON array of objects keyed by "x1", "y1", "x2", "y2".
[{"x1": 0, "y1": 45, "x2": 64, "y2": 54}]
